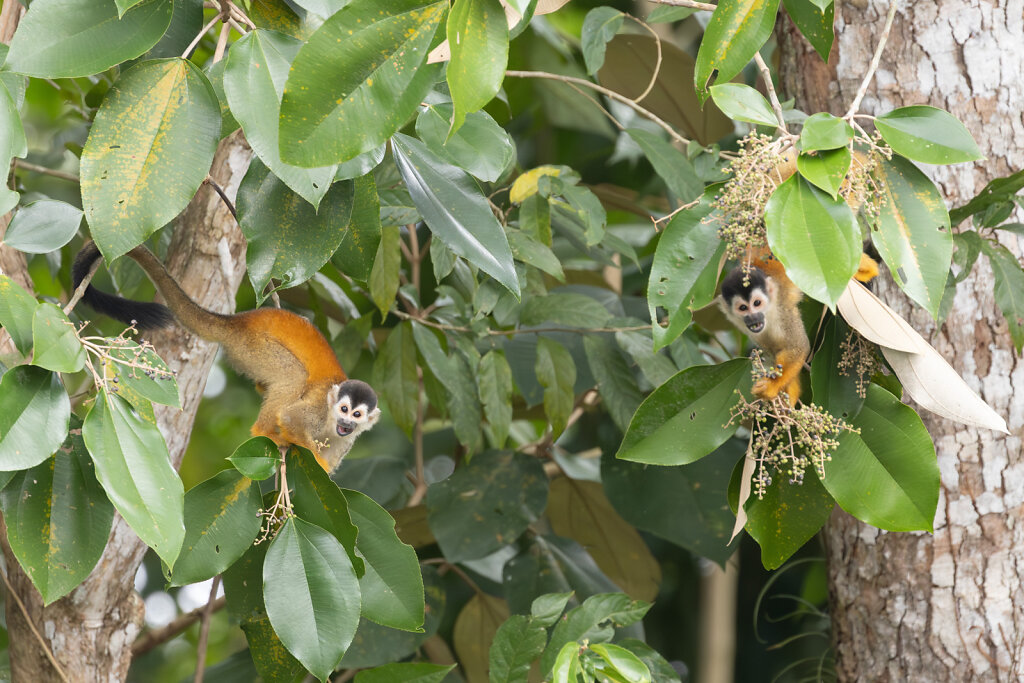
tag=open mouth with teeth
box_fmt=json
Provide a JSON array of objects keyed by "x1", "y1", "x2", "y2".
[
  {"x1": 747, "y1": 320, "x2": 765, "y2": 333},
  {"x1": 337, "y1": 424, "x2": 354, "y2": 437}
]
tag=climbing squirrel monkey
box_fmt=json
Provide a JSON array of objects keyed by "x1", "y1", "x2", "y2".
[
  {"x1": 73, "y1": 241, "x2": 380, "y2": 473},
  {"x1": 718, "y1": 249, "x2": 879, "y2": 406}
]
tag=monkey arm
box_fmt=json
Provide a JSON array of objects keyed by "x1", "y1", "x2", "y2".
[{"x1": 753, "y1": 346, "x2": 807, "y2": 407}]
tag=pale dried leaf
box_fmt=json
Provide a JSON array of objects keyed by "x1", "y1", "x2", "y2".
[
  {"x1": 836, "y1": 280, "x2": 924, "y2": 353},
  {"x1": 729, "y1": 437, "x2": 755, "y2": 544}
]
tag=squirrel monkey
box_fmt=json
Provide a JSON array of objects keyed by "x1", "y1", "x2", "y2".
[
  {"x1": 719, "y1": 249, "x2": 878, "y2": 406},
  {"x1": 73, "y1": 241, "x2": 380, "y2": 473}
]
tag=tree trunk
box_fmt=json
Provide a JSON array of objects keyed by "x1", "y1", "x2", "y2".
[
  {"x1": 2, "y1": 132, "x2": 252, "y2": 683},
  {"x1": 779, "y1": 1, "x2": 1024, "y2": 680}
]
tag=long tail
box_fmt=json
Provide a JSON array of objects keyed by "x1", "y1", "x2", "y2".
[
  {"x1": 72, "y1": 241, "x2": 233, "y2": 341},
  {"x1": 72, "y1": 242, "x2": 173, "y2": 329}
]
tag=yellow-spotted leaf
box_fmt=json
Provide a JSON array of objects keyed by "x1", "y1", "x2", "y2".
[
  {"x1": 447, "y1": 0, "x2": 508, "y2": 137},
  {"x1": 694, "y1": 0, "x2": 781, "y2": 102},
  {"x1": 80, "y1": 58, "x2": 220, "y2": 262}
]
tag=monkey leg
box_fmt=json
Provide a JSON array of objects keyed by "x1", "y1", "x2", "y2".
[
  {"x1": 753, "y1": 349, "x2": 806, "y2": 406},
  {"x1": 855, "y1": 253, "x2": 879, "y2": 283}
]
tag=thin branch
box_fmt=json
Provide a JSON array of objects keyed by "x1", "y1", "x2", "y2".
[
  {"x1": 212, "y1": 20, "x2": 230, "y2": 63},
  {"x1": 0, "y1": 565, "x2": 70, "y2": 682},
  {"x1": 132, "y1": 596, "x2": 228, "y2": 656},
  {"x1": 64, "y1": 254, "x2": 101, "y2": 315},
  {"x1": 844, "y1": 0, "x2": 899, "y2": 119},
  {"x1": 13, "y1": 160, "x2": 79, "y2": 182},
  {"x1": 407, "y1": 369, "x2": 428, "y2": 507},
  {"x1": 181, "y1": 13, "x2": 221, "y2": 60},
  {"x1": 753, "y1": 52, "x2": 789, "y2": 135},
  {"x1": 628, "y1": 16, "x2": 663, "y2": 103},
  {"x1": 226, "y1": 0, "x2": 257, "y2": 29},
  {"x1": 647, "y1": 0, "x2": 717, "y2": 10},
  {"x1": 203, "y1": 176, "x2": 237, "y2": 219},
  {"x1": 193, "y1": 576, "x2": 221, "y2": 683},
  {"x1": 505, "y1": 70, "x2": 692, "y2": 149},
  {"x1": 564, "y1": 81, "x2": 625, "y2": 131}
]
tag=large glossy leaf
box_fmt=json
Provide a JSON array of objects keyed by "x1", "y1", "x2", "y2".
[
  {"x1": 765, "y1": 173, "x2": 860, "y2": 308},
  {"x1": 279, "y1": 0, "x2": 446, "y2": 167},
  {"x1": 236, "y1": 157, "x2": 355, "y2": 302},
  {"x1": 225, "y1": 29, "x2": 338, "y2": 208},
  {"x1": 694, "y1": 0, "x2": 781, "y2": 102},
  {"x1": 167, "y1": 470, "x2": 262, "y2": 586},
  {"x1": 647, "y1": 190, "x2": 725, "y2": 349},
  {"x1": 447, "y1": 0, "x2": 508, "y2": 136},
  {"x1": 799, "y1": 112, "x2": 853, "y2": 151},
  {"x1": 6, "y1": 0, "x2": 171, "y2": 78},
  {"x1": 547, "y1": 478, "x2": 660, "y2": 601},
  {"x1": 392, "y1": 133, "x2": 519, "y2": 296},
  {"x1": 81, "y1": 392, "x2": 184, "y2": 567},
  {"x1": 344, "y1": 488, "x2": 425, "y2": 631},
  {"x1": 797, "y1": 147, "x2": 850, "y2": 199},
  {"x1": 104, "y1": 340, "x2": 180, "y2": 408},
  {"x1": 425, "y1": 450, "x2": 547, "y2": 562},
  {"x1": 871, "y1": 155, "x2": 952, "y2": 317},
  {"x1": 264, "y1": 517, "x2": 361, "y2": 681},
  {"x1": 602, "y1": 442, "x2": 739, "y2": 566},
  {"x1": 626, "y1": 128, "x2": 704, "y2": 204},
  {"x1": 781, "y1": 0, "x2": 834, "y2": 61},
  {"x1": 31, "y1": 304, "x2": 85, "y2": 373},
  {"x1": 598, "y1": 35, "x2": 734, "y2": 146},
  {"x1": 286, "y1": 449, "x2": 362, "y2": 574},
  {"x1": 369, "y1": 224, "x2": 401, "y2": 316},
  {"x1": 823, "y1": 385, "x2": 938, "y2": 531},
  {"x1": 80, "y1": 58, "x2": 220, "y2": 261},
  {"x1": 616, "y1": 360, "x2": 751, "y2": 466},
  {"x1": 0, "y1": 417, "x2": 115, "y2": 604},
  {"x1": 875, "y1": 106, "x2": 983, "y2": 165},
  {"x1": 3, "y1": 200, "x2": 83, "y2": 254},
  {"x1": 0, "y1": 366, "x2": 70, "y2": 470},
  {"x1": 227, "y1": 436, "x2": 279, "y2": 481},
  {"x1": 709, "y1": 83, "x2": 777, "y2": 127},
  {"x1": 0, "y1": 274, "x2": 39, "y2": 355},
  {"x1": 415, "y1": 105, "x2": 515, "y2": 183}
]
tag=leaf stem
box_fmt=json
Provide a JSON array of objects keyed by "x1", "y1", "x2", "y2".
[
  {"x1": 753, "y1": 52, "x2": 789, "y2": 135},
  {"x1": 844, "y1": 0, "x2": 900, "y2": 119}
]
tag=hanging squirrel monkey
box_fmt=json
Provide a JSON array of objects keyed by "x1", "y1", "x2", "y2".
[
  {"x1": 73, "y1": 241, "x2": 380, "y2": 473},
  {"x1": 718, "y1": 248, "x2": 879, "y2": 407}
]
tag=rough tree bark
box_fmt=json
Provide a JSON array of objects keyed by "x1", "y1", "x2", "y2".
[
  {"x1": 780, "y1": 1, "x2": 1024, "y2": 680},
  {"x1": 1, "y1": 132, "x2": 252, "y2": 683}
]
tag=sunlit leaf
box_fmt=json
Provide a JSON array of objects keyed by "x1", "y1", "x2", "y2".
[
  {"x1": 797, "y1": 147, "x2": 850, "y2": 199},
  {"x1": 447, "y1": 0, "x2": 508, "y2": 136},
  {"x1": 3, "y1": 200, "x2": 83, "y2": 254},
  {"x1": 694, "y1": 0, "x2": 781, "y2": 102},
  {"x1": 709, "y1": 83, "x2": 777, "y2": 127},
  {"x1": 0, "y1": 274, "x2": 39, "y2": 355},
  {"x1": 799, "y1": 112, "x2": 853, "y2": 151},
  {"x1": 875, "y1": 105, "x2": 983, "y2": 165},
  {"x1": 415, "y1": 105, "x2": 515, "y2": 183},
  {"x1": 227, "y1": 436, "x2": 280, "y2": 481},
  {"x1": 0, "y1": 366, "x2": 70, "y2": 470}
]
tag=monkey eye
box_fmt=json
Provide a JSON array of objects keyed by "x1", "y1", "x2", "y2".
[
  {"x1": 341, "y1": 405, "x2": 349, "y2": 413},
  {"x1": 354, "y1": 411, "x2": 362, "y2": 418},
  {"x1": 738, "y1": 304, "x2": 748, "y2": 312},
  {"x1": 752, "y1": 298, "x2": 762, "y2": 306}
]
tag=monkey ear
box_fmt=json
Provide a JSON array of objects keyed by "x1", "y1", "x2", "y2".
[
  {"x1": 327, "y1": 384, "x2": 341, "y2": 406},
  {"x1": 765, "y1": 278, "x2": 779, "y2": 300}
]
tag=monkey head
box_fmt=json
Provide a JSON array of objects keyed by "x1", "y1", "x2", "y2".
[
  {"x1": 720, "y1": 266, "x2": 775, "y2": 335},
  {"x1": 328, "y1": 379, "x2": 381, "y2": 440}
]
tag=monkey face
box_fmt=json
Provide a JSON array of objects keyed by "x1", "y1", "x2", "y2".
[
  {"x1": 330, "y1": 380, "x2": 381, "y2": 438},
  {"x1": 732, "y1": 287, "x2": 769, "y2": 334},
  {"x1": 720, "y1": 266, "x2": 773, "y2": 337}
]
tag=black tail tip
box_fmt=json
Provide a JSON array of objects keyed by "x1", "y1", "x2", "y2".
[{"x1": 72, "y1": 241, "x2": 174, "y2": 330}]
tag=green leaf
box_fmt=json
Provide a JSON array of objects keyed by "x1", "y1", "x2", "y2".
[
  {"x1": 581, "y1": 7, "x2": 624, "y2": 75},
  {"x1": 3, "y1": 200, "x2": 83, "y2": 253},
  {"x1": 541, "y1": 593, "x2": 651, "y2": 673},
  {"x1": 617, "y1": 360, "x2": 750, "y2": 466},
  {"x1": 551, "y1": 641, "x2": 582, "y2": 683},
  {"x1": 225, "y1": 29, "x2": 338, "y2": 208},
  {"x1": 647, "y1": 6, "x2": 697, "y2": 23},
  {"x1": 168, "y1": 469, "x2": 262, "y2": 586},
  {"x1": 823, "y1": 385, "x2": 938, "y2": 532},
  {"x1": 425, "y1": 450, "x2": 547, "y2": 562},
  {"x1": 521, "y1": 293, "x2": 612, "y2": 328},
  {"x1": 0, "y1": 417, "x2": 114, "y2": 605},
  {"x1": 31, "y1": 304, "x2": 85, "y2": 373},
  {"x1": 648, "y1": 190, "x2": 725, "y2": 349},
  {"x1": 798, "y1": 112, "x2": 852, "y2": 151},
  {"x1": 336, "y1": 144, "x2": 386, "y2": 182},
  {"x1": 871, "y1": 155, "x2": 952, "y2": 317},
  {"x1": 781, "y1": 0, "x2": 833, "y2": 61},
  {"x1": 411, "y1": 323, "x2": 482, "y2": 452},
  {"x1": 447, "y1": 0, "x2": 508, "y2": 136},
  {"x1": 602, "y1": 442, "x2": 738, "y2": 566},
  {"x1": 809, "y1": 317, "x2": 864, "y2": 421},
  {"x1": 948, "y1": 168, "x2": 1024, "y2": 226},
  {"x1": 369, "y1": 224, "x2": 401, "y2": 316},
  {"x1": 104, "y1": 340, "x2": 180, "y2": 408},
  {"x1": 0, "y1": 366, "x2": 70, "y2": 470},
  {"x1": 709, "y1": 83, "x2": 778, "y2": 127},
  {"x1": 507, "y1": 229, "x2": 563, "y2": 281},
  {"x1": 0, "y1": 77, "x2": 25, "y2": 214},
  {"x1": 981, "y1": 241, "x2": 1024, "y2": 353},
  {"x1": 615, "y1": 639, "x2": 683, "y2": 683},
  {"x1": 82, "y1": 392, "x2": 184, "y2": 567},
  {"x1": 264, "y1": 517, "x2": 361, "y2": 681},
  {"x1": 290, "y1": 0, "x2": 348, "y2": 19},
  {"x1": 344, "y1": 488, "x2": 425, "y2": 631},
  {"x1": 531, "y1": 592, "x2": 574, "y2": 627},
  {"x1": 765, "y1": 173, "x2": 860, "y2": 308},
  {"x1": 625, "y1": 128, "x2": 704, "y2": 204},
  {"x1": 333, "y1": 174, "x2": 383, "y2": 282},
  {"x1": 392, "y1": 133, "x2": 520, "y2": 297},
  {"x1": 547, "y1": 478, "x2": 660, "y2": 602},
  {"x1": 743, "y1": 463, "x2": 834, "y2": 570},
  {"x1": 591, "y1": 643, "x2": 652, "y2": 683},
  {"x1": 355, "y1": 662, "x2": 454, "y2": 683},
  {"x1": 80, "y1": 58, "x2": 220, "y2": 262},
  {"x1": 236, "y1": 157, "x2": 355, "y2": 302},
  {"x1": 582, "y1": 336, "x2": 643, "y2": 434},
  {"x1": 478, "y1": 350, "x2": 513, "y2": 448},
  {"x1": 535, "y1": 337, "x2": 576, "y2": 437},
  {"x1": 0, "y1": 274, "x2": 39, "y2": 355},
  {"x1": 797, "y1": 147, "x2": 850, "y2": 199},
  {"x1": 415, "y1": 105, "x2": 515, "y2": 183},
  {"x1": 227, "y1": 436, "x2": 280, "y2": 481},
  {"x1": 372, "y1": 321, "x2": 418, "y2": 436},
  {"x1": 875, "y1": 105, "x2": 983, "y2": 165},
  {"x1": 489, "y1": 614, "x2": 547, "y2": 683},
  {"x1": 6, "y1": 0, "x2": 171, "y2": 78},
  {"x1": 279, "y1": 0, "x2": 446, "y2": 167},
  {"x1": 504, "y1": 535, "x2": 621, "y2": 612},
  {"x1": 694, "y1": 0, "x2": 781, "y2": 102}
]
